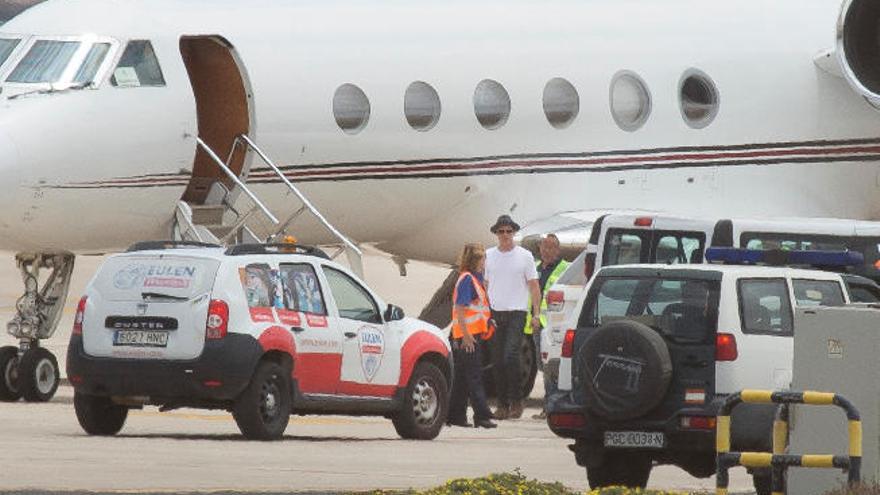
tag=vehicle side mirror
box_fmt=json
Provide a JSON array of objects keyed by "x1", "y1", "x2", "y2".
[{"x1": 384, "y1": 304, "x2": 405, "y2": 322}]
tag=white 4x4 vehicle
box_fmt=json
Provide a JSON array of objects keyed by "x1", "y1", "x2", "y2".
[
  {"x1": 546, "y1": 262, "x2": 850, "y2": 493},
  {"x1": 67, "y1": 242, "x2": 451, "y2": 440}
]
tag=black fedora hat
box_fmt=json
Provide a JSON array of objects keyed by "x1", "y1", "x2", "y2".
[{"x1": 490, "y1": 214, "x2": 521, "y2": 234}]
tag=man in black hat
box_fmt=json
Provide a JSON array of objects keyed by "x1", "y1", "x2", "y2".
[{"x1": 485, "y1": 215, "x2": 541, "y2": 419}]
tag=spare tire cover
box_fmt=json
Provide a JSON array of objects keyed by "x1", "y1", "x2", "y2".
[{"x1": 580, "y1": 320, "x2": 673, "y2": 420}]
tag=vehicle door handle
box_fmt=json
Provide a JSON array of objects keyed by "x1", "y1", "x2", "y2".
[
  {"x1": 344, "y1": 331, "x2": 357, "y2": 339},
  {"x1": 290, "y1": 326, "x2": 305, "y2": 333}
]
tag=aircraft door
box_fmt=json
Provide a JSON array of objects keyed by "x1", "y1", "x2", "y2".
[{"x1": 179, "y1": 36, "x2": 254, "y2": 204}]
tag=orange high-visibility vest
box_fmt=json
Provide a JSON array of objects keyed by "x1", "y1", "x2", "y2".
[{"x1": 451, "y1": 271, "x2": 491, "y2": 339}]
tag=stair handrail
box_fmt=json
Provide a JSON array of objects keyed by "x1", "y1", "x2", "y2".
[
  {"x1": 234, "y1": 134, "x2": 363, "y2": 260},
  {"x1": 174, "y1": 201, "x2": 206, "y2": 243},
  {"x1": 195, "y1": 137, "x2": 279, "y2": 225}
]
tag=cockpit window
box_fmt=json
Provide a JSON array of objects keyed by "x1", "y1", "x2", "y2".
[
  {"x1": 111, "y1": 40, "x2": 164, "y2": 87},
  {"x1": 73, "y1": 43, "x2": 110, "y2": 84},
  {"x1": 7, "y1": 40, "x2": 79, "y2": 83},
  {"x1": 0, "y1": 38, "x2": 20, "y2": 67}
]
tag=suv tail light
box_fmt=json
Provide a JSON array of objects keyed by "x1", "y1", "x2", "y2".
[
  {"x1": 546, "y1": 290, "x2": 564, "y2": 312},
  {"x1": 680, "y1": 416, "x2": 716, "y2": 430},
  {"x1": 72, "y1": 296, "x2": 87, "y2": 335},
  {"x1": 584, "y1": 253, "x2": 596, "y2": 280},
  {"x1": 716, "y1": 333, "x2": 738, "y2": 361},
  {"x1": 206, "y1": 299, "x2": 229, "y2": 340},
  {"x1": 561, "y1": 329, "x2": 576, "y2": 358}
]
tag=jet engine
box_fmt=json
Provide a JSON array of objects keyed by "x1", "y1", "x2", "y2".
[{"x1": 838, "y1": 0, "x2": 880, "y2": 101}]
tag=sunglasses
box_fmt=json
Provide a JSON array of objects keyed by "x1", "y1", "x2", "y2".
[{"x1": 495, "y1": 229, "x2": 514, "y2": 234}]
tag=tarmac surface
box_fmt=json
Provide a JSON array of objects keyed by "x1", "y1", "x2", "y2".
[{"x1": 0, "y1": 249, "x2": 754, "y2": 493}]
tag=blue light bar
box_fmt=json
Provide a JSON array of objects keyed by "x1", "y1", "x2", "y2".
[{"x1": 705, "y1": 247, "x2": 865, "y2": 267}]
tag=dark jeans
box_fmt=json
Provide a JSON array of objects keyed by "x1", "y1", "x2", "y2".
[
  {"x1": 491, "y1": 309, "x2": 526, "y2": 406},
  {"x1": 449, "y1": 338, "x2": 493, "y2": 422}
]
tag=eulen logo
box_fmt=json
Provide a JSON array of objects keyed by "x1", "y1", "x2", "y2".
[{"x1": 358, "y1": 326, "x2": 385, "y2": 382}]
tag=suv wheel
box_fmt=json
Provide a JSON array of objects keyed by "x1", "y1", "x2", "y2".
[
  {"x1": 233, "y1": 361, "x2": 291, "y2": 440},
  {"x1": 581, "y1": 320, "x2": 673, "y2": 420},
  {"x1": 0, "y1": 346, "x2": 21, "y2": 402},
  {"x1": 18, "y1": 347, "x2": 59, "y2": 402},
  {"x1": 586, "y1": 451, "x2": 652, "y2": 489},
  {"x1": 392, "y1": 362, "x2": 447, "y2": 440},
  {"x1": 74, "y1": 392, "x2": 128, "y2": 435}
]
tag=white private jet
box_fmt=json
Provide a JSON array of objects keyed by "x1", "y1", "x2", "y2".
[{"x1": 1, "y1": 0, "x2": 880, "y2": 404}]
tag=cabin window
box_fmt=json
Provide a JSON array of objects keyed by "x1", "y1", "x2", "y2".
[
  {"x1": 73, "y1": 43, "x2": 111, "y2": 84},
  {"x1": 610, "y1": 70, "x2": 651, "y2": 132},
  {"x1": 333, "y1": 83, "x2": 370, "y2": 134},
  {"x1": 473, "y1": 79, "x2": 511, "y2": 130},
  {"x1": 111, "y1": 40, "x2": 165, "y2": 87},
  {"x1": 404, "y1": 81, "x2": 441, "y2": 131},
  {"x1": 0, "y1": 38, "x2": 20, "y2": 68},
  {"x1": 7, "y1": 40, "x2": 79, "y2": 83},
  {"x1": 543, "y1": 77, "x2": 579, "y2": 128},
  {"x1": 679, "y1": 69, "x2": 719, "y2": 128}
]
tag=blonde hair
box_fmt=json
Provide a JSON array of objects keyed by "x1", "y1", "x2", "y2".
[{"x1": 457, "y1": 243, "x2": 486, "y2": 274}]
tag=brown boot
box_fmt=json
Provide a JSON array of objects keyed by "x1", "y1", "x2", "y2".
[
  {"x1": 508, "y1": 401, "x2": 524, "y2": 419},
  {"x1": 493, "y1": 404, "x2": 510, "y2": 420}
]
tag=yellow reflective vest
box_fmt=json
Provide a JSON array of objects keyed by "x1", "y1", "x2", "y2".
[{"x1": 525, "y1": 259, "x2": 570, "y2": 335}]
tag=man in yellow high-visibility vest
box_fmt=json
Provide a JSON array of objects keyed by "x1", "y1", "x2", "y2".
[{"x1": 525, "y1": 234, "x2": 569, "y2": 420}]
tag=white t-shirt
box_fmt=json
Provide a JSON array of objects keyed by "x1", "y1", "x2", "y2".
[{"x1": 485, "y1": 245, "x2": 538, "y2": 311}]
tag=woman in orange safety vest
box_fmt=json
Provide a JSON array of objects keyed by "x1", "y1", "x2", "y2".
[{"x1": 448, "y1": 243, "x2": 497, "y2": 429}]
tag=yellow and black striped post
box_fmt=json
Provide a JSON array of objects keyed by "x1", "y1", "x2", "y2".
[{"x1": 716, "y1": 389, "x2": 861, "y2": 495}]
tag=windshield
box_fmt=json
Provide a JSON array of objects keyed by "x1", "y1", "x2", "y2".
[
  {"x1": 581, "y1": 276, "x2": 720, "y2": 343},
  {"x1": 5, "y1": 38, "x2": 113, "y2": 85},
  {"x1": 0, "y1": 38, "x2": 20, "y2": 67},
  {"x1": 7, "y1": 39, "x2": 79, "y2": 83}
]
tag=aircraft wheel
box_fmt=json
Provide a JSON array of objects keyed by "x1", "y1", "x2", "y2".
[
  {"x1": 18, "y1": 347, "x2": 60, "y2": 402},
  {"x1": 0, "y1": 346, "x2": 21, "y2": 401}
]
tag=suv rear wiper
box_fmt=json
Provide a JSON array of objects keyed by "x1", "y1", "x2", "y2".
[{"x1": 141, "y1": 291, "x2": 188, "y2": 301}]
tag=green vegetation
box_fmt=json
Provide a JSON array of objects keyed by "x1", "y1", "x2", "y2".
[{"x1": 356, "y1": 471, "x2": 695, "y2": 495}]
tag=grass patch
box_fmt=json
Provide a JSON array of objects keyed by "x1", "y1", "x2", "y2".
[{"x1": 356, "y1": 470, "x2": 696, "y2": 495}]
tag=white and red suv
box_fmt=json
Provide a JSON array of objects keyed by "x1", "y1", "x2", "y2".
[{"x1": 67, "y1": 241, "x2": 451, "y2": 440}]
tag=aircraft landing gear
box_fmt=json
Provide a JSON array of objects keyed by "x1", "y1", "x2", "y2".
[{"x1": 2, "y1": 253, "x2": 74, "y2": 402}]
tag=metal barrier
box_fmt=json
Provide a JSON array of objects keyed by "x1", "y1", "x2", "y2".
[{"x1": 716, "y1": 389, "x2": 861, "y2": 495}]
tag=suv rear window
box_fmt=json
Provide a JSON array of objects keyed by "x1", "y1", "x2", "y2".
[
  {"x1": 94, "y1": 255, "x2": 220, "y2": 302},
  {"x1": 580, "y1": 276, "x2": 719, "y2": 343},
  {"x1": 603, "y1": 229, "x2": 705, "y2": 266},
  {"x1": 737, "y1": 278, "x2": 793, "y2": 336}
]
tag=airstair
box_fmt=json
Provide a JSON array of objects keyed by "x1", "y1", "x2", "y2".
[{"x1": 172, "y1": 135, "x2": 364, "y2": 277}]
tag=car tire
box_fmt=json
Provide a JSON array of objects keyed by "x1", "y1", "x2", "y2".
[
  {"x1": 480, "y1": 335, "x2": 538, "y2": 400},
  {"x1": 0, "y1": 346, "x2": 21, "y2": 402},
  {"x1": 74, "y1": 392, "x2": 128, "y2": 436},
  {"x1": 392, "y1": 362, "x2": 447, "y2": 440},
  {"x1": 580, "y1": 320, "x2": 673, "y2": 420},
  {"x1": 586, "y1": 451, "x2": 652, "y2": 489},
  {"x1": 18, "y1": 347, "x2": 59, "y2": 402},
  {"x1": 519, "y1": 336, "x2": 538, "y2": 399},
  {"x1": 232, "y1": 360, "x2": 291, "y2": 440}
]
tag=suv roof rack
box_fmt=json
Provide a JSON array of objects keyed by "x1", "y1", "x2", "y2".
[
  {"x1": 705, "y1": 247, "x2": 864, "y2": 268},
  {"x1": 126, "y1": 240, "x2": 222, "y2": 252},
  {"x1": 224, "y1": 243, "x2": 330, "y2": 259}
]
